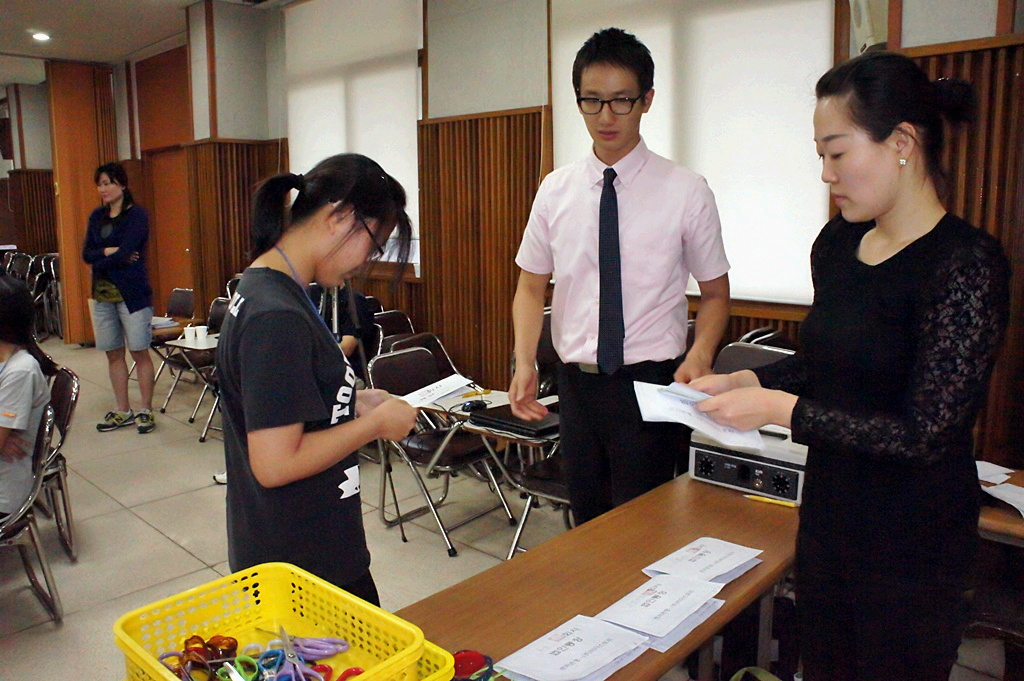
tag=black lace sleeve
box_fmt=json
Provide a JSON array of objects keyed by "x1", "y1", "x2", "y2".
[
  {"x1": 790, "y1": 234, "x2": 1010, "y2": 466},
  {"x1": 754, "y1": 353, "x2": 810, "y2": 394}
]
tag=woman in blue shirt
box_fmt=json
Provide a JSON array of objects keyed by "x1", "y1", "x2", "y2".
[{"x1": 82, "y1": 162, "x2": 157, "y2": 435}]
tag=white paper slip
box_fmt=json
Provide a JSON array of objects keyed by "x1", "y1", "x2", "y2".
[
  {"x1": 498, "y1": 645, "x2": 648, "y2": 681},
  {"x1": 984, "y1": 483, "x2": 1024, "y2": 518},
  {"x1": 644, "y1": 537, "x2": 763, "y2": 583},
  {"x1": 634, "y1": 382, "x2": 763, "y2": 451},
  {"x1": 646, "y1": 598, "x2": 725, "y2": 653},
  {"x1": 596, "y1": 574, "x2": 723, "y2": 638},
  {"x1": 400, "y1": 373, "x2": 473, "y2": 408},
  {"x1": 151, "y1": 316, "x2": 178, "y2": 328},
  {"x1": 978, "y1": 461, "x2": 1015, "y2": 484},
  {"x1": 496, "y1": 615, "x2": 649, "y2": 681},
  {"x1": 710, "y1": 558, "x2": 762, "y2": 584}
]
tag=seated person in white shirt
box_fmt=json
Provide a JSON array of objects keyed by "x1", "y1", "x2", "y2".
[
  {"x1": 0, "y1": 276, "x2": 57, "y2": 522},
  {"x1": 508, "y1": 27, "x2": 731, "y2": 524}
]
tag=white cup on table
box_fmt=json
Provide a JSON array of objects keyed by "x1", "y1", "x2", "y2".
[
  {"x1": 194, "y1": 325, "x2": 208, "y2": 341},
  {"x1": 183, "y1": 326, "x2": 196, "y2": 340}
]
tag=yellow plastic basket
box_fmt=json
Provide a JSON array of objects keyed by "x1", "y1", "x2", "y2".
[
  {"x1": 113, "y1": 562, "x2": 424, "y2": 681},
  {"x1": 417, "y1": 641, "x2": 455, "y2": 681}
]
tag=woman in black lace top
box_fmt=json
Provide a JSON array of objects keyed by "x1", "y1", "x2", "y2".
[{"x1": 690, "y1": 53, "x2": 1010, "y2": 681}]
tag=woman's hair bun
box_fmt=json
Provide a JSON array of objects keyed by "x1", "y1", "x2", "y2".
[{"x1": 933, "y1": 78, "x2": 977, "y2": 124}]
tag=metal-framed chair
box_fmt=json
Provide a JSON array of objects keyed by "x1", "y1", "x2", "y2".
[
  {"x1": 187, "y1": 297, "x2": 230, "y2": 442},
  {"x1": 6, "y1": 252, "x2": 31, "y2": 281},
  {"x1": 367, "y1": 347, "x2": 516, "y2": 557},
  {"x1": 390, "y1": 332, "x2": 458, "y2": 379},
  {"x1": 737, "y1": 326, "x2": 797, "y2": 351},
  {"x1": 225, "y1": 275, "x2": 242, "y2": 299},
  {"x1": 502, "y1": 447, "x2": 572, "y2": 560},
  {"x1": 38, "y1": 367, "x2": 81, "y2": 559},
  {"x1": 1, "y1": 251, "x2": 15, "y2": 274},
  {"x1": 44, "y1": 255, "x2": 62, "y2": 338},
  {"x1": 712, "y1": 342, "x2": 795, "y2": 375},
  {"x1": 26, "y1": 260, "x2": 52, "y2": 341},
  {"x1": 374, "y1": 309, "x2": 414, "y2": 338},
  {"x1": 142, "y1": 287, "x2": 197, "y2": 383},
  {"x1": 0, "y1": 405, "x2": 62, "y2": 622},
  {"x1": 161, "y1": 297, "x2": 228, "y2": 416},
  {"x1": 363, "y1": 295, "x2": 384, "y2": 314}
]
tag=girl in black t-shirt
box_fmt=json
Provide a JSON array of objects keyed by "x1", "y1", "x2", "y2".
[{"x1": 217, "y1": 154, "x2": 418, "y2": 605}]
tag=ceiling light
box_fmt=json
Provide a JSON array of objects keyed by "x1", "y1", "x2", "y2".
[{"x1": 32, "y1": 32, "x2": 50, "y2": 42}]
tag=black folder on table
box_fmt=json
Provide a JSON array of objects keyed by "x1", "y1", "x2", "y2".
[{"x1": 468, "y1": 403, "x2": 560, "y2": 438}]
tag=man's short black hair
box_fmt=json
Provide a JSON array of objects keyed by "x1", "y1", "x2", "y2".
[{"x1": 572, "y1": 28, "x2": 654, "y2": 94}]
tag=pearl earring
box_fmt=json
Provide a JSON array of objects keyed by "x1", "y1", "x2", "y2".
[{"x1": 899, "y1": 158, "x2": 907, "y2": 167}]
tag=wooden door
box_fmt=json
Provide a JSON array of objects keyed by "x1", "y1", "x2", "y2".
[{"x1": 145, "y1": 147, "x2": 192, "y2": 310}]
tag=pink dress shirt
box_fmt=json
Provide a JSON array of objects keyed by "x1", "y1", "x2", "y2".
[{"x1": 516, "y1": 139, "x2": 730, "y2": 365}]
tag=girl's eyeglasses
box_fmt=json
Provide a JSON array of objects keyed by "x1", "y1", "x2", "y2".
[{"x1": 359, "y1": 217, "x2": 386, "y2": 259}]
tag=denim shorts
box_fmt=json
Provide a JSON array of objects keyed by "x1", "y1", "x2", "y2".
[{"x1": 90, "y1": 301, "x2": 153, "y2": 352}]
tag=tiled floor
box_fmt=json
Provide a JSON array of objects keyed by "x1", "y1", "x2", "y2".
[
  {"x1": 0, "y1": 338, "x2": 1008, "y2": 680},
  {"x1": 0, "y1": 337, "x2": 568, "y2": 679}
]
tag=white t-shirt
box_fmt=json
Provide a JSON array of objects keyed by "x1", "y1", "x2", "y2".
[{"x1": 0, "y1": 349, "x2": 49, "y2": 516}]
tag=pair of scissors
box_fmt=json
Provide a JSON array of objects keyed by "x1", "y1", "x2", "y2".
[
  {"x1": 215, "y1": 656, "x2": 259, "y2": 681},
  {"x1": 260, "y1": 627, "x2": 326, "y2": 681},
  {"x1": 159, "y1": 651, "x2": 214, "y2": 681},
  {"x1": 267, "y1": 635, "x2": 349, "y2": 661}
]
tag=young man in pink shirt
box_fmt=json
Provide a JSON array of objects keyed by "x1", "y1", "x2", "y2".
[{"x1": 509, "y1": 28, "x2": 731, "y2": 524}]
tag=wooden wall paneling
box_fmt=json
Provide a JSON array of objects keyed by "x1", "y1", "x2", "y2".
[
  {"x1": 136, "y1": 46, "x2": 192, "y2": 152},
  {"x1": 833, "y1": 0, "x2": 851, "y2": 64},
  {"x1": 358, "y1": 268, "x2": 426, "y2": 331},
  {"x1": 125, "y1": 61, "x2": 138, "y2": 160},
  {"x1": 11, "y1": 170, "x2": 58, "y2": 254},
  {"x1": 689, "y1": 298, "x2": 808, "y2": 351},
  {"x1": 185, "y1": 139, "x2": 289, "y2": 314},
  {"x1": 997, "y1": 0, "x2": 1017, "y2": 34},
  {"x1": 999, "y1": 64, "x2": 1024, "y2": 468},
  {"x1": 4, "y1": 173, "x2": 27, "y2": 249},
  {"x1": 419, "y1": 107, "x2": 548, "y2": 387},
  {"x1": 0, "y1": 178, "x2": 17, "y2": 246},
  {"x1": 887, "y1": 0, "x2": 903, "y2": 51},
  {"x1": 47, "y1": 60, "x2": 112, "y2": 344},
  {"x1": 93, "y1": 67, "x2": 117, "y2": 164},
  {"x1": 14, "y1": 85, "x2": 26, "y2": 168},
  {"x1": 187, "y1": 142, "x2": 220, "y2": 314},
  {"x1": 450, "y1": 119, "x2": 481, "y2": 378},
  {"x1": 145, "y1": 147, "x2": 192, "y2": 310}
]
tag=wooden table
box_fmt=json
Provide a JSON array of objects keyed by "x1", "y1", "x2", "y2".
[
  {"x1": 980, "y1": 469, "x2": 1024, "y2": 548},
  {"x1": 396, "y1": 475, "x2": 799, "y2": 680}
]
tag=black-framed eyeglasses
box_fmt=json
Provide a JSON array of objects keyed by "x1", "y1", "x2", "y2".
[
  {"x1": 359, "y1": 217, "x2": 386, "y2": 259},
  {"x1": 576, "y1": 91, "x2": 648, "y2": 116}
]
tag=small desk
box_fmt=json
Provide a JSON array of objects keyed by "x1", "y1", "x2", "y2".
[
  {"x1": 427, "y1": 389, "x2": 559, "y2": 447},
  {"x1": 396, "y1": 475, "x2": 798, "y2": 681},
  {"x1": 164, "y1": 333, "x2": 219, "y2": 353},
  {"x1": 980, "y1": 469, "x2": 1024, "y2": 548},
  {"x1": 163, "y1": 334, "x2": 220, "y2": 440}
]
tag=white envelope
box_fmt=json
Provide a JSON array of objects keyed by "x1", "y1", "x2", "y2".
[
  {"x1": 596, "y1": 574, "x2": 723, "y2": 638},
  {"x1": 644, "y1": 537, "x2": 762, "y2": 583},
  {"x1": 496, "y1": 615, "x2": 649, "y2": 681}
]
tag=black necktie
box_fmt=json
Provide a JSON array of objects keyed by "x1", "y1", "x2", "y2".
[{"x1": 597, "y1": 167, "x2": 624, "y2": 374}]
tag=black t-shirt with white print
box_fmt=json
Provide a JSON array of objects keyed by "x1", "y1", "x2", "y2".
[{"x1": 217, "y1": 267, "x2": 369, "y2": 588}]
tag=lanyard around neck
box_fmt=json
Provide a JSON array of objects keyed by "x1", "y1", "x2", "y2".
[{"x1": 273, "y1": 246, "x2": 339, "y2": 341}]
